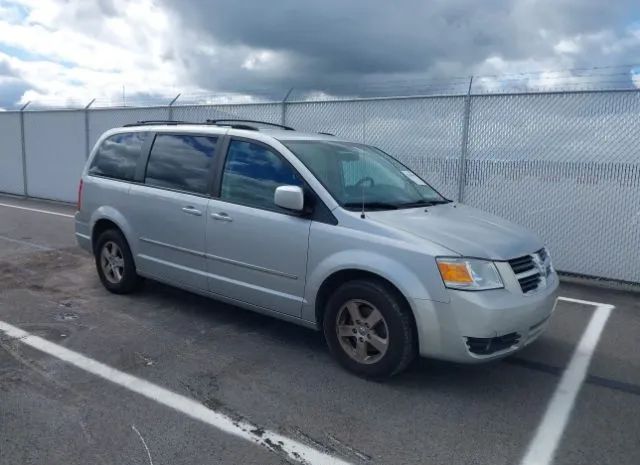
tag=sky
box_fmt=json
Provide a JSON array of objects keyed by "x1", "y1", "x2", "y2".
[{"x1": 0, "y1": 0, "x2": 639, "y2": 109}]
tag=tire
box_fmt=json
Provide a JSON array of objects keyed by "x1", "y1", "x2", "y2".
[
  {"x1": 94, "y1": 228, "x2": 141, "y2": 294},
  {"x1": 323, "y1": 279, "x2": 417, "y2": 379}
]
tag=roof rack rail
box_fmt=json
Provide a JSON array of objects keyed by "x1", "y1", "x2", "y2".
[
  {"x1": 206, "y1": 119, "x2": 295, "y2": 131},
  {"x1": 122, "y1": 120, "x2": 258, "y2": 130},
  {"x1": 122, "y1": 119, "x2": 297, "y2": 132},
  {"x1": 122, "y1": 120, "x2": 197, "y2": 127}
]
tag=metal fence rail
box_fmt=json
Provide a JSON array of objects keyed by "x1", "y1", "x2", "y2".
[{"x1": 1, "y1": 89, "x2": 638, "y2": 283}]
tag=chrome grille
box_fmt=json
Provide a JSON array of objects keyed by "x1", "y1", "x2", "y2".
[{"x1": 508, "y1": 249, "x2": 551, "y2": 294}]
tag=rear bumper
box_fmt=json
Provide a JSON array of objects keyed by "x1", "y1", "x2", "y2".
[
  {"x1": 412, "y1": 272, "x2": 559, "y2": 363},
  {"x1": 74, "y1": 213, "x2": 92, "y2": 253}
]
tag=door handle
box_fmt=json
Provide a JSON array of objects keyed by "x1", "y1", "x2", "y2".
[
  {"x1": 211, "y1": 212, "x2": 233, "y2": 222},
  {"x1": 181, "y1": 206, "x2": 202, "y2": 216}
]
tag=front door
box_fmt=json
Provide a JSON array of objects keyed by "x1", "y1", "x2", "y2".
[{"x1": 206, "y1": 138, "x2": 311, "y2": 317}]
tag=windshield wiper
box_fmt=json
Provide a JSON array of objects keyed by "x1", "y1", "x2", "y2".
[
  {"x1": 343, "y1": 202, "x2": 399, "y2": 211},
  {"x1": 397, "y1": 199, "x2": 452, "y2": 208}
]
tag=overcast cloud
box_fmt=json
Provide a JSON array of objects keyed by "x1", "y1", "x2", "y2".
[{"x1": 0, "y1": 0, "x2": 639, "y2": 108}]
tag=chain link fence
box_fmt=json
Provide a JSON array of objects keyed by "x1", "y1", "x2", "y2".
[
  {"x1": 463, "y1": 91, "x2": 640, "y2": 283},
  {"x1": 0, "y1": 89, "x2": 638, "y2": 283}
]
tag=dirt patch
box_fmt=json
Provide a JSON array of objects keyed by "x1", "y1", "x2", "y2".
[{"x1": 0, "y1": 248, "x2": 93, "y2": 299}]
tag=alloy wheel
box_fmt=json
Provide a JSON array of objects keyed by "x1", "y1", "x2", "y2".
[
  {"x1": 100, "y1": 241, "x2": 125, "y2": 284},
  {"x1": 335, "y1": 299, "x2": 389, "y2": 364}
]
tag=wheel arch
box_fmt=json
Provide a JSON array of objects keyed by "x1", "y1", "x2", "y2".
[
  {"x1": 92, "y1": 219, "x2": 122, "y2": 252},
  {"x1": 314, "y1": 268, "x2": 416, "y2": 332},
  {"x1": 90, "y1": 207, "x2": 135, "y2": 256}
]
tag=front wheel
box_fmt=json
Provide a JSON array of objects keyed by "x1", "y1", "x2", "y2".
[{"x1": 323, "y1": 279, "x2": 417, "y2": 379}]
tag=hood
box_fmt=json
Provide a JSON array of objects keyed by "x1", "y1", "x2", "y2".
[{"x1": 366, "y1": 203, "x2": 543, "y2": 260}]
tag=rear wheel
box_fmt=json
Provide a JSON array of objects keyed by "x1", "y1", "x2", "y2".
[
  {"x1": 323, "y1": 279, "x2": 417, "y2": 379},
  {"x1": 94, "y1": 229, "x2": 141, "y2": 294}
]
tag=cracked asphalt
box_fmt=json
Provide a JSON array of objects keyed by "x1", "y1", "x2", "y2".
[{"x1": 0, "y1": 196, "x2": 638, "y2": 465}]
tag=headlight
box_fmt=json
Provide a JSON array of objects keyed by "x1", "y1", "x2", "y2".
[{"x1": 436, "y1": 257, "x2": 504, "y2": 291}]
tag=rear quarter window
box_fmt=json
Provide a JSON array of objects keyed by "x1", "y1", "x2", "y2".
[{"x1": 88, "y1": 132, "x2": 146, "y2": 181}]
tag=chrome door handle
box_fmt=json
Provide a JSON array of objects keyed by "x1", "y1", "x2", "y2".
[
  {"x1": 211, "y1": 212, "x2": 233, "y2": 222},
  {"x1": 182, "y1": 206, "x2": 202, "y2": 216}
]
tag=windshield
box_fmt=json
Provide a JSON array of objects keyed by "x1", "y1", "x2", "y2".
[{"x1": 282, "y1": 140, "x2": 447, "y2": 210}]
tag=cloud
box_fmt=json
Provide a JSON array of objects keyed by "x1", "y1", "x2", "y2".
[
  {"x1": 160, "y1": 0, "x2": 640, "y2": 96},
  {"x1": 0, "y1": 57, "x2": 18, "y2": 77},
  {"x1": 0, "y1": 0, "x2": 639, "y2": 107},
  {"x1": 0, "y1": 0, "x2": 203, "y2": 107},
  {"x1": 0, "y1": 75, "x2": 29, "y2": 108}
]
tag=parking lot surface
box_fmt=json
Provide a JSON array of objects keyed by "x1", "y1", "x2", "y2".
[{"x1": 0, "y1": 195, "x2": 638, "y2": 465}]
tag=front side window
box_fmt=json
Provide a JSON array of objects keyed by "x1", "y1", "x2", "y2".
[
  {"x1": 88, "y1": 132, "x2": 146, "y2": 181},
  {"x1": 282, "y1": 140, "x2": 447, "y2": 210},
  {"x1": 220, "y1": 140, "x2": 303, "y2": 211},
  {"x1": 145, "y1": 134, "x2": 218, "y2": 194}
]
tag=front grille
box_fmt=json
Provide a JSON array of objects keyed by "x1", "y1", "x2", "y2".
[
  {"x1": 466, "y1": 332, "x2": 521, "y2": 355},
  {"x1": 519, "y1": 273, "x2": 541, "y2": 293},
  {"x1": 508, "y1": 248, "x2": 550, "y2": 294},
  {"x1": 509, "y1": 255, "x2": 536, "y2": 274}
]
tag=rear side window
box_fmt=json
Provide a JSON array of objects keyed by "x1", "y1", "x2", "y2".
[
  {"x1": 88, "y1": 132, "x2": 146, "y2": 181},
  {"x1": 145, "y1": 134, "x2": 218, "y2": 194},
  {"x1": 220, "y1": 140, "x2": 303, "y2": 211}
]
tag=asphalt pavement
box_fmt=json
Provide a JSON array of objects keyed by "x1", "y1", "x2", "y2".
[{"x1": 0, "y1": 195, "x2": 638, "y2": 465}]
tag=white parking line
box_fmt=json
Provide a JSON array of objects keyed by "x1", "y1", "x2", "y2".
[
  {"x1": 0, "y1": 202, "x2": 75, "y2": 218},
  {"x1": 520, "y1": 296, "x2": 614, "y2": 465},
  {"x1": 0, "y1": 319, "x2": 351, "y2": 465}
]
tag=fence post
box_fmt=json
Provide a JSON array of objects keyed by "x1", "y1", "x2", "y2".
[
  {"x1": 168, "y1": 93, "x2": 181, "y2": 121},
  {"x1": 19, "y1": 101, "x2": 30, "y2": 198},
  {"x1": 281, "y1": 88, "x2": 293, "y2": 126},
  {"x1": 457, "y1": 76, "x2": 474, "y2": 203},
  {"x1": 362, "y1": 100, "x2": 367, "y2": 143},
  {"x1": 84, "y1": 99, "x2": 95, "y2": 160}
]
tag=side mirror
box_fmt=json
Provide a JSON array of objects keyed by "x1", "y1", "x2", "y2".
[{"x1": 274, "y1": 185, "x2": 304, "y2": 212}]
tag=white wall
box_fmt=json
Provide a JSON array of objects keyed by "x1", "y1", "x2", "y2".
[
  {"x1": 88, "y1": 107, "x2": 170, "y2": 149},
  {"x1": 23, "y1": 111, "x2": 86, "y2": 202},
  {"x1": 0, "y1": 113, "x2": 25, "y2": 195}
]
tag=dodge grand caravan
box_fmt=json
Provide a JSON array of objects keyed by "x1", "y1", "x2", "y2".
[{"x1": 75, "y1": 119, "x2": 559, "y2": 378}]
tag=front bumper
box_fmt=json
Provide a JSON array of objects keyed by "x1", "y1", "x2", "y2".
[{"x1": 411, "y1": 271, "x2": 559, "y2": 363}]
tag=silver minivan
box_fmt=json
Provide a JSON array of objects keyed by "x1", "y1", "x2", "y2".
[{"x1": 75, "y1": 119, "x2": 559, "y2": 378}]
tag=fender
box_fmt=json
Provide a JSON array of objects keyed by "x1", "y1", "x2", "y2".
[
  {"x1": 90, "y1": 206, "x2": 138, "y2": 256},
  {"x1": 301, "y1": 248, "x2": 450, "y2": 324}
]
